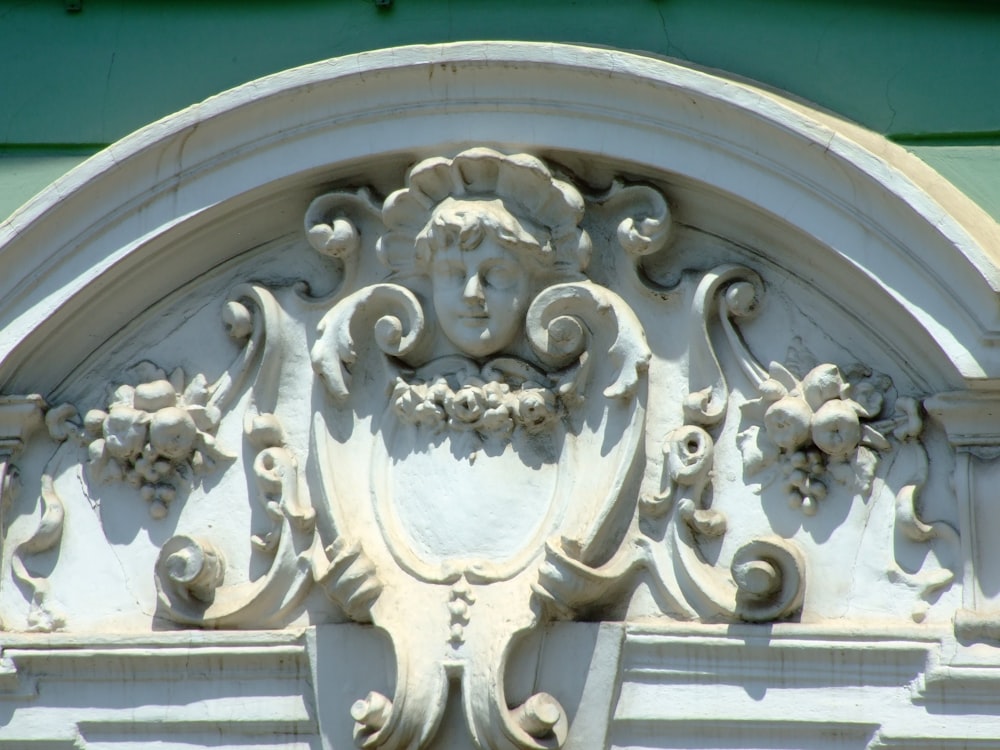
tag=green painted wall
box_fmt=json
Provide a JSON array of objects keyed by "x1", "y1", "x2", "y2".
[{"x1": 2, "y1": 0, "x2": 998, "y2": 220}]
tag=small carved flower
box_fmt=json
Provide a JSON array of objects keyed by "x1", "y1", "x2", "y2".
[
  {"x1": 847, "y1": 380, "x2": 884, "y2": 419},
  {"x1": 516, "y1": 388, "x2": 558, "y2": 434},
  {"x1": 413, "y1": 400, "x2": 446, "y2": 428},
  {"x1": 482, "y1": 380, "x2": 511, "y2": 408},
  {"x1": 391, "y1": 380, "x2": 424, "y2": 422},
  {"x1": 762, "y1": 396, "x2": 812, "y2": 451},
  {"x1": 445, "y1": 386, "x2": 487, "y2": 428},
  {"x1": 475, "y1": 381, "x2": 514, "y2": 435},
  {"x1": 479, "y1": 405, "x2": 514, "y2": 435},
  {"x1": 426, "y1": 378, "x2": 452, "y2": 405},
  {"x1": 391, "y1": 371, "x2": 561, "y2": 439}
]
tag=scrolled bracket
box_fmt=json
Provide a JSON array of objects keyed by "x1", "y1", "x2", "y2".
[
  {"x1": 312, "y1": 283, "x2": 430, "y2": 404},
  {"x1": 525, "y1": 281, "x2": 650, "y2": 402},
  {"x1": 685, "y1": 265, "x2": 765, "y2": 426},
  {"x1": 597, "y1": 181, "x2": 672, "y2": 257},
  {"x1": 4, "y1": 396, "x2": 68, "y2": 632},
  {"x1": 156, "y1": 535, "x2": 226, "y2": 606},
  {"x1": 11, "y1": 472, "x2": 67, "y2": 632},
  {"x1": 464, "y1": 635, "x2": 570, "y2": 750},
  {"x1": 669, "y1": 514, "x2": 806, "y2": 623},
  {"x1": 301, "y1": 187, "x2": 381, "y2": 303},
  {"x1": 154, "y1": 427, "x2": 318, "y2": 628},
  {"x1": 642, "y1": 425, "x2": 724, "y2": 537},
  {"x1": 731, "y1": 538, "x2": 806, "y2": 622},
  {"x1": 305, "y1": 188, "x2": 379, "y2": 259},
  {"x1": 216, "y1": 283, "x2": 288, "y2": 420},
  {"x1": 594, "y1": 181, "x2": 675, "y2": 296},
  {"x1": 885, "y1": 415, "x2": 959, "y2": 622},
  {"x1": 641, "y1": 420, "x2": 806, "y2": 623},
  {"x1": 348, "y1": 632, "x2": 449, "y2": 750}
]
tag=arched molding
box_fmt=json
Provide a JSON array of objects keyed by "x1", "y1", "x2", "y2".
[
  {"x1": 5, "y1": 44, "x2": 1000, "y2": 750},
  {"x1": 0, "y1": 43, "x2": 998, "y2": 395}
]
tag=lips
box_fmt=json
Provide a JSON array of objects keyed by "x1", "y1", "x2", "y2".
[{"x1": 458, "y1": 310, "x2": 490, "y2": 322}]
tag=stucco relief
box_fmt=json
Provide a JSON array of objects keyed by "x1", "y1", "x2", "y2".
[{"x1": 0, "y1": 148, "x2": 960, "y2": 749}]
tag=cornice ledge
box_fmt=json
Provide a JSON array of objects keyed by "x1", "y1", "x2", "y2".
[
  {"x1": 0, "y1": 627, "x2": 308, "y2": 651},
  {"x1": 0, "y1": 630, "x2": 310, "y2": 703},
  {"x1": 625, "y1": 620, "x2": 947, "y2": 642},
  {"x1": 925, "y1": 390, "x2": 1000, "y2": 450},
  {"x1": 623, "y1": 622, "x2": 940, "y2": 688}
]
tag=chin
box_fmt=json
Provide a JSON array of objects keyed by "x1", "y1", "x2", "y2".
[{"x1": 449, "y1": 336, "x2": 499, "y2": 359}]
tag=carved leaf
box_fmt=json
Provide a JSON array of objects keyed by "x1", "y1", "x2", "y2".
[
  {"x1": 526, "y1": 281, "x2": 650, "y2": 400},
  {"x1": 311, "y1": 284, "x2": 428, "y2": 403},
  {"x1": 737, "y1": 425, "x2": 778, "y2": 476}
]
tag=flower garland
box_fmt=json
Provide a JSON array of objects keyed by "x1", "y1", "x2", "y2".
[{"x1": 391, "y1": 372, "x2": 560, "y2": 437}]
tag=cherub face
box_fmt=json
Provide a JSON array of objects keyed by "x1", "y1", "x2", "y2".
[{"x1": 431, "y1": 228, "x2": 531, "y2": 359}]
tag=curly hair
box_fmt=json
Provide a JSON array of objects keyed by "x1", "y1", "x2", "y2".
[
  {"x1": 378, "y1": 148, "x2": 591, "y2": 274},
  {"x1": 413, "y1": 198, "x2": 551, "y2": 270}
]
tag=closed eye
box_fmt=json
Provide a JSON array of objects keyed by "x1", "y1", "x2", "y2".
[{"x1": 483, "y1": 264, "x2": 518, "y2": 290}]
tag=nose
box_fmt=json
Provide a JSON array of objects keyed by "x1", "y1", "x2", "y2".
[{"x1": 462, "y1": 272, "x2": 485, "y2": 303}]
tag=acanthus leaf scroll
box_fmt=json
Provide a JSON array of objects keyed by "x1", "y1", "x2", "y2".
[{"x1": 0, "y1": 147, "x2": 961, "y2": 749}]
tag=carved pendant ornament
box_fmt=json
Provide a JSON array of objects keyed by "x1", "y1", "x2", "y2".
[{"x1": 0, "y1": 149, "x2": 959, "y2": 748}]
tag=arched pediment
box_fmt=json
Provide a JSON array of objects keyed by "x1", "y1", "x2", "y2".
[
  {"x1": 1, "y1": 43, "x2": 999, "y2": 395},
  {"x1": 2, "y1": 43, "x2": 1000, "y2": 750}
]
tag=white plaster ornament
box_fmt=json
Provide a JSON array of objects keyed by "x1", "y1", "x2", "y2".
[
  {"x1": 3, "y1": 42, "x2": 999, "y2": 750},
  {"x1": 0, "y1": 146, "x2": 956, "y2": 750},
  {"x1": 308, "y1": 150, "x2": 651, "y2": 750}
]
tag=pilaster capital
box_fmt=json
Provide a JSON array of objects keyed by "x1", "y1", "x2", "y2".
[
  {"x1": 0, "y1": 395, "x2": 44, "y2": 457},
  {"x1": 925, "y1": 390, "x2": 1000, "y2": 456}
]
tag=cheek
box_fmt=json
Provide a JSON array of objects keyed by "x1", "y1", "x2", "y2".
[
  {"x1": 499, "y1": 276, "x2": 530, "y2": 304},
  {"x1": 489, "y1": 285, "x2": 517, "y2": 305},
  {"x1": 432, "y1": 284, "x2": 459, "y2": 312},
  {"x1": 489, "y1": 286, "x2": 529, "y2": 331}
]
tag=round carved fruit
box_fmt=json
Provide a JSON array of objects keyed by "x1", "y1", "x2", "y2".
[
  {"x1": 801, "y1": 364, "x2": 844, "y2": 408},
  {"x1": 149, "y1": 407, "x2": 198, "y2": 460},
  {"x1": 132, "y1": 380, "x2": 178, "y2": 412},
  {"x1": 763, "y1": 396, "x2": 812, "y2": 451},
  {"x1": 810, "y1": 399, "x2": 861, "y2": 459},
  {"x1": 103, "y1": 406, "x2": 149, "y2": 460}
]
